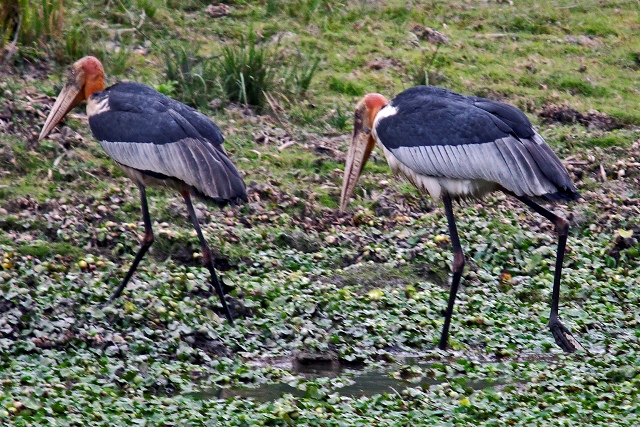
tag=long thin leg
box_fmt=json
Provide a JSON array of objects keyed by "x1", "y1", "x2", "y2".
[
  {"x1": 514, "y1": 195, "x2": 578, "y2": 353},
  {"x1": 109, "y1": 184, "x2": 154, "y2": 302},
  {"x1": 438, "y1": 194, "x2": 466, "y2": 350},
  {"x1": 182, "y1": 191, "x2": 234, "y2": 323}
]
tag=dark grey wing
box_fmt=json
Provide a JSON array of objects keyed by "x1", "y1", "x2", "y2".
[
  {"x1": 88, "y1": 82, "x2": 247, "y2": 203},
  {"x1": 376, "y1": 86, "x2": 578, "y2": 200},
  {"x1": 89, "y1": 82, "x2": 224, "y2": 146}
]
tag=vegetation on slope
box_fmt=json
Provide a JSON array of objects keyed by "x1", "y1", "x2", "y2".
[{"x1": 1, "y1": 0, "x2": 640, "y2": 425}]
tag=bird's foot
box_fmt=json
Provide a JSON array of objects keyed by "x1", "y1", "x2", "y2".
[
  {"x1": 549, "y1": 316, "x2": 580, "y2": 353},
  {"x1": 99, "y1": 292, "x2": 125, "y2": 309},
  {"x1": 225, "y1": 295, "x2": 247, "y2": 319},
  {"x1": 99, "y1": 293, "x2": 116, "y2": 309},
  {"x1": 219, "y1": 275, "x2": 236, "y2": 295}
]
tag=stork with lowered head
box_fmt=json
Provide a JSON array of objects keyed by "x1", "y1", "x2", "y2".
[{"x1": 341, "y1": 85, "x2": 581, "y2": 352}]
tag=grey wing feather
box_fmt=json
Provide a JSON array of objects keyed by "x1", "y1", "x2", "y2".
[
  {"x1": 388, "y1": 135, "x2": 560, "y2": 197},
  {"x1": 99, "y1": 138, "x2": 246, "y2": 202}
]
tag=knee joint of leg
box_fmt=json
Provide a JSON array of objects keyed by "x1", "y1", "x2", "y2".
[
  {"x1": 142, "y1": 232, "x2": 154, "y2": 246},
  {"x1": 555, "y1": 217, "x2": 569, "y2": 236},
  {"x1": 453, "y1": 252, "x2": 466, "y2": 273},
  {"x1": 201, "y1": 246, "x2": 212, "y2": 264}
]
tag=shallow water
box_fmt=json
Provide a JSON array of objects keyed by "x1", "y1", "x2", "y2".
[{"x1": 189, "y1": 355, "x2": 514, "y2": 402}]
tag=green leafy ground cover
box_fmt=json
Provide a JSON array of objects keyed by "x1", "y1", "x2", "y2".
[{"x1": 1, "y1": 0, "x2": 640, "y2": 425}]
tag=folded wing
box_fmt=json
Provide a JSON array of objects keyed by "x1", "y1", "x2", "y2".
[
  {"x1": 375, "y1": 86, "x2": 578, "y2": 201},
  {"x1": 88, "y1": 82, "x2": 247, "y2": 203}
]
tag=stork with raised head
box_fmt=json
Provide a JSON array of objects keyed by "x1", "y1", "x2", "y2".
[
  {"x1": 341, "y1": 85, "x2": 581, "y2": 352},
  {"x1": 39, "y1": 56, "x2": 247, "y2": 323}
]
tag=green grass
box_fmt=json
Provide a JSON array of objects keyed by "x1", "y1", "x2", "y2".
[
  {"x1": 2, "y1": 0, "x2": 640, "y2": 425},
  {"x1": 329, "y1": 75, "x2": 365, "y2": 96},
  {"x1": 160, "y1": 32, "x2": 320, "y2": 110},
  {"x1": 1, "y1": 0, "x2": 64, "y2": 49},
  {"x1": 219, "y1": 32, "x2": 276, "y2": 108},
  {"x1": 162, "y1": 42, "x2": 217, "y2": 109},
  {"x1": 17, "y1": 241, "x2": 84, "y2": 258}
]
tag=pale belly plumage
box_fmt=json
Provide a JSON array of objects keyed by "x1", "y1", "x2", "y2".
[{"x1": 116, "y1": 162, "x2": 191, "y2": 193}]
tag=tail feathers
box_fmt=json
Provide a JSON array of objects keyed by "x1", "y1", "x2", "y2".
[
  {"x1": 542, "y1": 189, "x2": 581, "y2": 202},
  {"x1": 522, "y1": 134, "x2": 580, "y2": 202},
  {"x1": 195, "y1": 142, "x2": 248, "y2": 204}
]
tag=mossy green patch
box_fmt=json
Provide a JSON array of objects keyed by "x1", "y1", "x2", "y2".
[
  {"x1": 584, "y1": 133, "x2": 631, "y2": 148},
  {"x1": 17, "y1": 241, "x2": 84, "y2": 258},
  {"x1": 329, "y1": 76, "x2": 365, "y2": 96}
]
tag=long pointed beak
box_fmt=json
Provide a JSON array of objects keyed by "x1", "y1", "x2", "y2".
[
  {"x1": 340, "y1": 119, "x2": 375, "y2": 211},
  {"x1": 39, "y1": 83, "x2": 83, "y2": 142}
]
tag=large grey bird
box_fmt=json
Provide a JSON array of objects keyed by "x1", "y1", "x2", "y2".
[
  {"x1": 39, "y1": 56, "x2": 247, "y2": 322},
  {"x1": 341, "y1": 85, "x2": 580, "y2": 352}
]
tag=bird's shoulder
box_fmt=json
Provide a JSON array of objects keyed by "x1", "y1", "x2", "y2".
[
  {"x1": 88, "y1": 82, "x2": 223, "y2": 146},
  {"x1": 98, "y1": 82, "x2": 161, "y2": 111},
  {"x1": 376, "y1": 86, "x2": 534, "y2": 149}
]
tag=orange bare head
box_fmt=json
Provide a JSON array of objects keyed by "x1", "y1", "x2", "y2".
[
  {"x1": 339, "y1": 93, "x2": 388, "y2": 211},
  {"x1": 361, "y1": 93, "x2": 387, "y2": 126},
  {"x1": 39, "y1": 56, "x2": 106, "y2": 142}
]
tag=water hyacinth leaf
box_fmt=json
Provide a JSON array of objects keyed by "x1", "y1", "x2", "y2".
[{"x1": 618, "y1": 229, "x2": 633, "y2": 239}]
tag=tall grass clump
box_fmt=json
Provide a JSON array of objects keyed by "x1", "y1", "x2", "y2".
[
  {"x1": 327, "y1": 104, "x2": 350, "y2": 131},
  {"x1": 409, "y1": 46, "x2": 446, "y2": 87},
  {"x1": 102, "y1": 36, "x2": 134, "y2": 77},
  {"x1": 219, "y1": 33, "x2": 276, "y2": 109},
  {"x1": 0, "y1": 2, "x2": 15, "y2": 50},
  {"x1": 284, "y1": 56, "x2": 321, "y2": 96},
  {"x1": 162, "y1": 34, "x2": 321, "y2": 112},
  {"x1": 0, "y1": 0, "x2": 64, "y2": 57},
  {"x1": 220, "y1": 35, "x2": 320, "y2": 109},
  {"x1": 163, "y1": 43, "x2": 219, "y2": 109},
  {"x1": 287, "y1": 0, "x2": 323, "y2": 23},
  {"x1": 166, "y1": 0, "x2": 208, "y2": 12},
  {"x1": 63, "y1": 21, "x2": 94, "y2": 60}
]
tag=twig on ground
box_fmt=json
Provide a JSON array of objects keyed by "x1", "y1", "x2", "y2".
[
  {"x1": 278, "y1": 141, "x2": 296, "y2": 151},
  {"x1": 600, "y1": 163, "x2": 607, "y2": 181}
]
